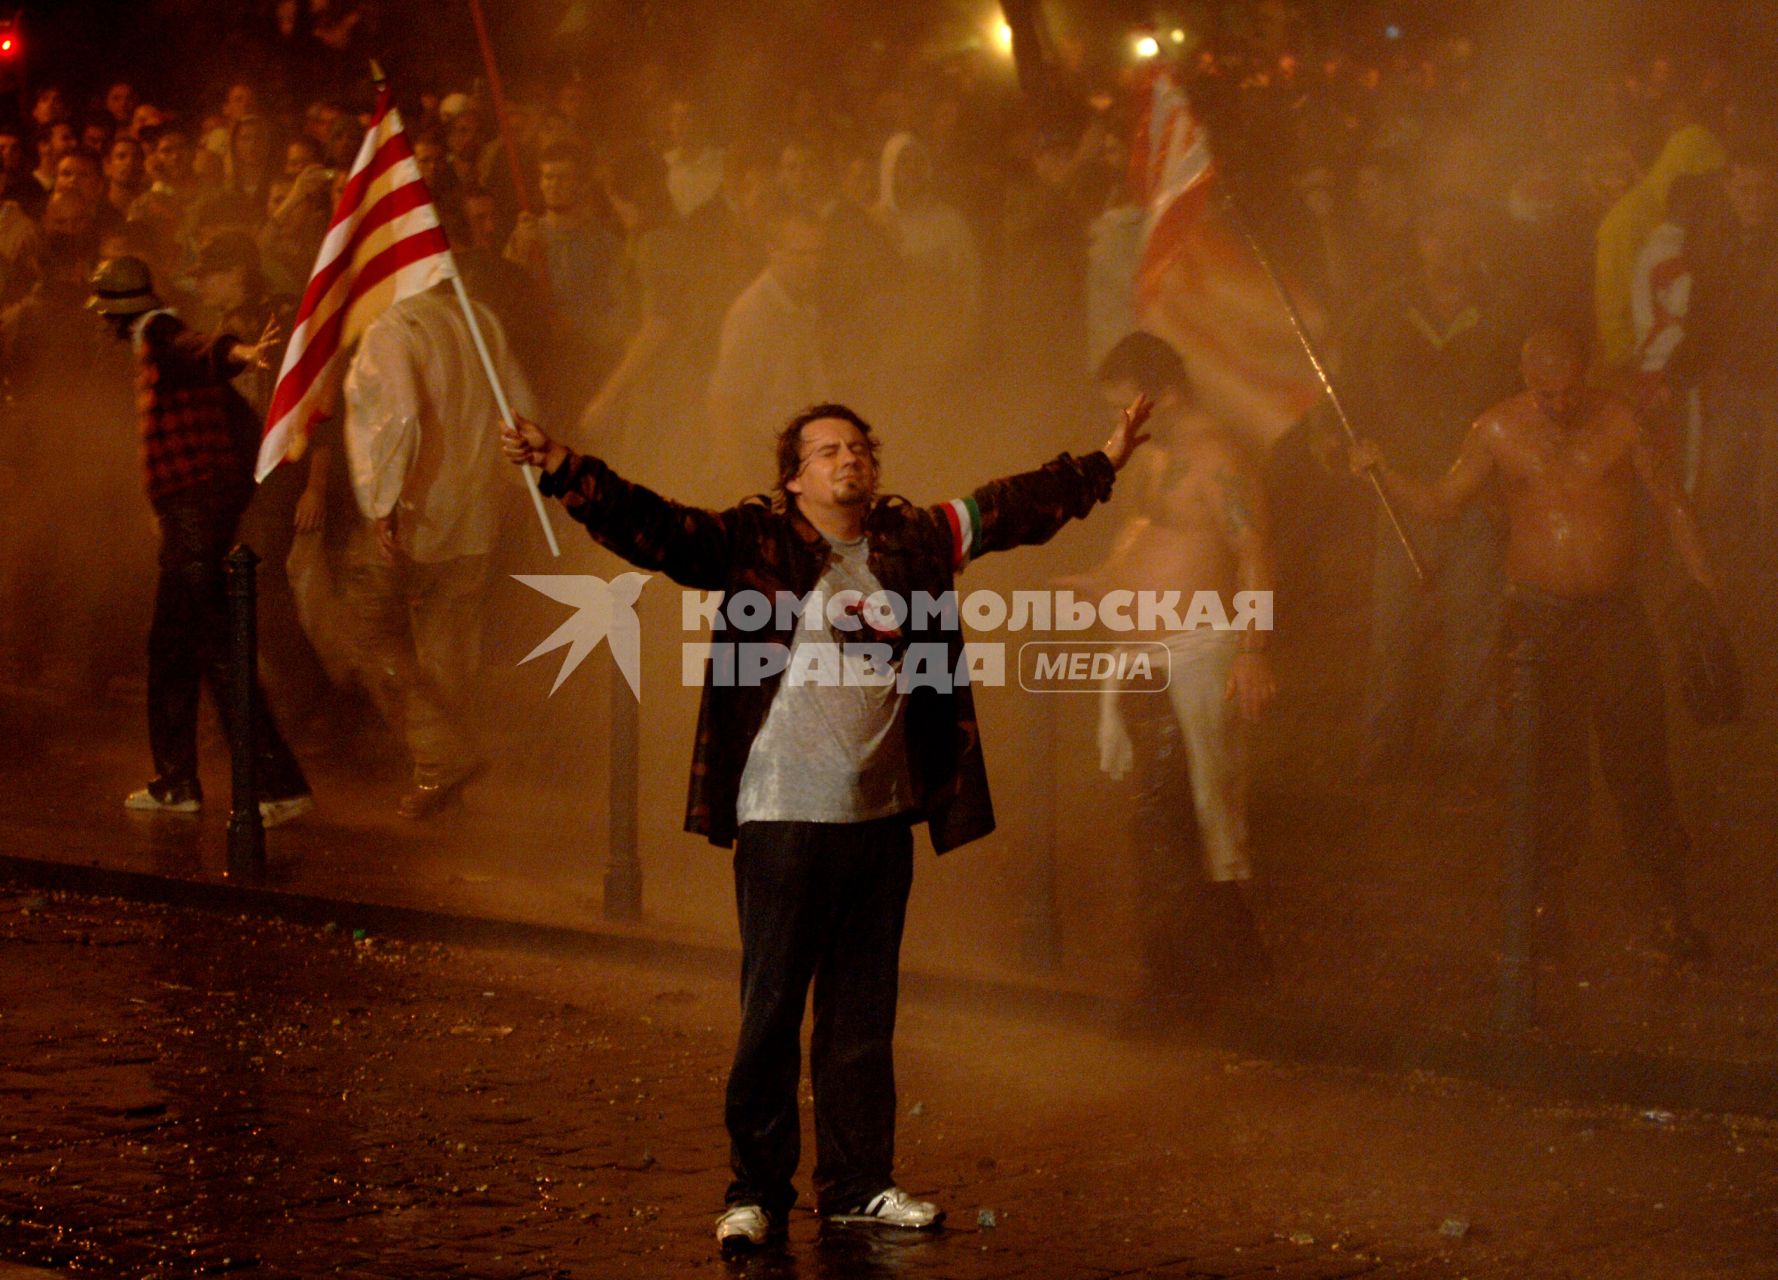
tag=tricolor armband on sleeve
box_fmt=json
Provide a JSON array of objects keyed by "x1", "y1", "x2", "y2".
[{"x1": 941, "y1": 496, "x2": 982, "y2": 570}]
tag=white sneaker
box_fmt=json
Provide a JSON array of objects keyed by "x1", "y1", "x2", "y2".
[
  {"x1": 124, "y1": 786, "x2": 200, "y2": 815},
  {"x1": 259, "y1": 793, "x2": 315, "y2": 829},
  {"x1": 716, "y1": 1203, "x2": 778, "y2": 1256},
  {"x1": 826, "y1": 1186, "x2": 944, "y2": 1229}
]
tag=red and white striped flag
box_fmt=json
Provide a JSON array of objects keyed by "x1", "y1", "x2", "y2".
[
  {"x1": 1131, "y1": 70, "x2": 1321, "y2": 447},
  {"x1": 255, "y1": 85, "x2": 457, "y2": 480}
]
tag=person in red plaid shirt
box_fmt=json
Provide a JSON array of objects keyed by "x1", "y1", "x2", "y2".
[{"x1": 88, "y1": 255, "x2": 314, "y2": 826}]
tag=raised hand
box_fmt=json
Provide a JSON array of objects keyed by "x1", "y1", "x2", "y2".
[
  {"x1": 1102, "y1": 393, "x2": 1154, "y2": 472},
  {"x1": 239, "y1": 315, "x2": 283, "y2": 370}
]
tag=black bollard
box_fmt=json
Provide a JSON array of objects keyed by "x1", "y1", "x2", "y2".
[
  {"x1": 1496, "y1": 627, "x2": 1543, "y2": 1033},
  {"x1": 226, "y1": 544, "x2": 265, "y2": 880},
  {"x1": 604, "y1": 657, "x2": 642, "y2": 921}
]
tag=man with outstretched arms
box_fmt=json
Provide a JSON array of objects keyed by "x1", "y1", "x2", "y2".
[{"x1": 502, "y1": 394, "x2": 1151, "y2": 1256}]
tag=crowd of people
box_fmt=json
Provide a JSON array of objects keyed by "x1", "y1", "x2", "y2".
[{"x1": 0, "y1": 7, "x2": 1763, "y2": 869}]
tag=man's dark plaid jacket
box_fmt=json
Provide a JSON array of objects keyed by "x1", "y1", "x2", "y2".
[
  {"x1": 537, "y1": 447, "x2": 1117, "y2": 853},
  {"x1": 133, "y1": 310, "x2": 258, "y2": 510}
]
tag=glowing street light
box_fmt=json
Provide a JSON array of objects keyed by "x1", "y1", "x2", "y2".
[
  {"x1": 993, "y1": 19, "x2": 1013, "y2": 55},
  {"x1": 1170, "y1": 28, "x2": 1187, "y2": 44},
  {"x1": 1134, "y1": 33, "x2": 1160, "y2": 59}
]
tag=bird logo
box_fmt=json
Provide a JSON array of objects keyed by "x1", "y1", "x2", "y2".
[{"x1": 513, "y1": 573, "x2": 652, "y2": 698}]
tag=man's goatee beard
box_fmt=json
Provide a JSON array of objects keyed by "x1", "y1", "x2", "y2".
[{"x1": 833, "y1": 474, "x2": 875, "y2": 506}]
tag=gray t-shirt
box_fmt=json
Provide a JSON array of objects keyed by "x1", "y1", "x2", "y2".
[{"x1": 735, "y1": 532, "x2": 914, "y2": 825}]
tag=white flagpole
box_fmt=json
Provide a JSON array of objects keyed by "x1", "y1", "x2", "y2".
[{"x1": 448, "y1": 272, "x2": 561, "y2": 558}]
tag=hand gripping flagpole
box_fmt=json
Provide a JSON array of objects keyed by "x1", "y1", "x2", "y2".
[
  {"x1": 368, "y1": 60, "x2": 560, "y2": 559},
  {"x1": 1215, "y1": 188, "x2": 1429, "y2": 585}
]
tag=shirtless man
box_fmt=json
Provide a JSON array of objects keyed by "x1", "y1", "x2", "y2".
[
  {"x1": 1351, "y1": 328, "x2": 1714, "y2": 960},
  {"x1": 1069, "y1": 331, "x2": 1276, "y2": 1006}
]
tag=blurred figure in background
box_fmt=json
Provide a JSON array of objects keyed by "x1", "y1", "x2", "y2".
[
  {"x1": 576, "y1": 143, "x2": 702, "y2": 483},
  {"x1": 1280, "y1": 162, "x2": 1357, "y2": 316},
  {"x1": 996, "y1": 122, "x2": 1092, "y2": 438},
  {"x1": 103, "y1": 81, "x2": 138, "y2": 133},
  {"x1": 259, "y1": 142, "x2": 333, "y2": 295},
  {"x1": 682, "y1": 143, "x2": 772, "y2": 375},
  {"x1": 706, "y1": 204, "x2": 828, "y2": 499},
  {"x1": 340, "y1": 281, "x2": 534, "y2": 819},
  {"x1": 813, "y1": 143, "x2": 900, "y2": 411},
  {"x1": 1628, "y1": 171, "x2": 1717, "y2": 488},
  {"x1": 1593, "y1": 96, "x2": 1725, "y2": 374},
  {"x1": 1068, "y1": 332, "x2": 1277, "y2": 1015},
  {"x1": 1500, "y1": 154, "x2": 1594, "y2": 333},
  {"x1": 0, "y1": 119, "x2": 45, "y2": 218},
  {"x1": 872, "y1": 132, "x2": 979, "y2": 417},
  {"x1": 1341, "y1": 200, "x2": 1520, "y2": 802},
  {"x1": 1345, "y1": 154, "x2": 1415, "y2": 300},
  {"x1": 31, "y1": 120, "x2": 78, "y2": 204},
  {"x1": 663, "y1": 95, "x2": 725, "y2": 219},
  {"x1": 440, "y1": 94, "x2": 485, "y2": 195},
  {"x1": 103, "y1": 134, "x2": 147, "y2": 223},
  {"x1": 410, "y1": 129, "x2": 461, "y2": 228},
  {"x1": 0, "y1": 232, "x2": 124, "y2": 689},
  {"x1": 504, "y1": 142, "x2": 623, "y2": 421},
  {"x1": 1669, "y1": 145, "x2": 1778, "y2": 631},
  {"x1": 128, "y1": 121, "x2": 200, "y2": 251},
  {"x1": 225, "y1": 115, "x2": 280, "y2": 216}
]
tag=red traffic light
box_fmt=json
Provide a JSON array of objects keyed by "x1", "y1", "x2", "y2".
[{"x1": 0, "y1": 34, "x2": 16, "y2": 57}]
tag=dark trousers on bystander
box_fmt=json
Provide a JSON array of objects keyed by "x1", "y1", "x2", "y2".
[
  {"x1": 147, "y1": 483, "x2": 309, "y2": 802},
  {"x1": 1505, "y1": 585, "x2": 1692, "y2": 924},
  {"x1": 1362, "y1": 505, "x2": 1505, "y2": 782},
  {"x1": 725, "y1": 816, "x2": 914, "y2": 1218}
]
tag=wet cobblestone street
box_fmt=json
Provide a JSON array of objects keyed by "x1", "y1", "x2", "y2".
[{"x1": 4, "y1": 884, "x2": 1777, "y2": 1279}]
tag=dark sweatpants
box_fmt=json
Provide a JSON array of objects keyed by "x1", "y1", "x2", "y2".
[{"x1": 725, "y1": 816, "x2": 913, "y2": 1217}]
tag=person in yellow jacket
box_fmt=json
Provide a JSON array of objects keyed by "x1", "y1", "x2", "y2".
[{"x1": 1594, "y1": 101, "x2": 1726, "y2": 371}]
